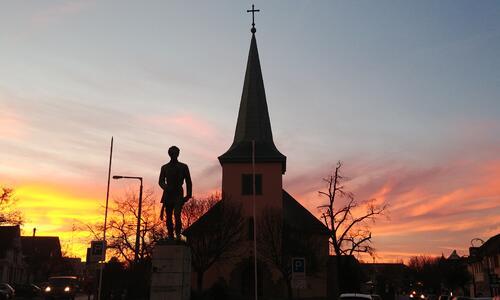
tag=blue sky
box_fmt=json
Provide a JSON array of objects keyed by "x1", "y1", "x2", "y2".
[{"x1": 1, "y1": 1, "x2": 499, "y2": 260}]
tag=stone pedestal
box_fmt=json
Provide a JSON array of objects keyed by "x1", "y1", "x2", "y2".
[{"x1": 150, "y1": 240, "x2": 191, "y2": 300}]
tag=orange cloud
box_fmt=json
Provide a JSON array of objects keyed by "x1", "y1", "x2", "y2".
[
  {"x1": 12, "y1": 183, "x2": 104, "y2": 258},
  {"x1": 286, "y1": 156, "x2": 500, "y2": 262},
  {"x1": 3, "y1": 142, "x2": 499, "y2": 263}
]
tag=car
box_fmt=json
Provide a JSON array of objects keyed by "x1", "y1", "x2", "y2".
[
  {"x1": 438, "y1": 294, "x2": 452, "y2": 300},
  {"x1": 340, "y1": 293, "x2": 379, "y2": 300},
  {"x1": 13, "y1": 283, "x2": 41, "y2": 297},
  {"x1": 43, "y1": 276, "x2": 78, "y2": 300},
  {"x1": 410, "y1": 290, "x2": 428, "y2": 300},
  {"x1": 0, "y1": 284, "x2": 14, "y2": 299},
  {"x1": 0, "y1": 290, "x2": 9, "y2": 300}
]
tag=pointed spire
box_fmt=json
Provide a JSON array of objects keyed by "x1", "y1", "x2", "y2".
[
  {"x1": 234, "y1": 34, "x2": 272, "y2": 144},
  {"x1": 219, "y1": 30, "x2": 286, "y2": 173},
  {"x1": 448, "y1": 250, "x2": 460, "y2": 260}
]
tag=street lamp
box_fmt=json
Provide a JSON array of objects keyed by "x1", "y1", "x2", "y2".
[{"x1": 112, "y1": 175, "x2": 143, "y2": 263}]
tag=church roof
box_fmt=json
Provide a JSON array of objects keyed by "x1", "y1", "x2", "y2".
[
  {"x1": 472, "y1": 233, "x2": 500, "y2": 257},
  {"x1": 218, "y1": 31, "x2": 286, "y2": 173},
  {"x1": 183, "y1": 190, "x2": 329, "y2": 236},
  {"x1": 282, "y1": 190, "x2": 330, "y2": 234},
  {"x1": 447, "y1": 249, "x2": 461, "y2": 260},
  {"x1": 182, "y1": 200, "x2": 224, "y2": 235}
]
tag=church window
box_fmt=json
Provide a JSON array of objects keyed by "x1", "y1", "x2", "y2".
[{"x1": 242, "y1": 174, "x2": 262, "y2": 195}]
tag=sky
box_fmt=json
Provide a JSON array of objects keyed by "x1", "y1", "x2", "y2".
[{"x1": 1, "y1": 1, "x2": 499, "y2": 261}]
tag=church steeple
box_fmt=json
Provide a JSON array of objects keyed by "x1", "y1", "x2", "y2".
[{"x1": 218, "y1": 29, "x2": 286, "y2": 173}]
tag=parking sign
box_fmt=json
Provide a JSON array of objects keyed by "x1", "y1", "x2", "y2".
[
  {"x1": 292, "y1": 257, "x2": 306, "y2": 289},
  {"x1": 292, "y1": 257, "x2": 305, "y2": 273}
]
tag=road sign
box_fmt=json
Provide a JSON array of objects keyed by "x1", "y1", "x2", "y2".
[
  {"x1": 292, "y1": 257, "x2": 306, "y2": 289},
  {"x1": 89, "y1": 240, "x2": 106, "y2": 262},
  {"x1": 292, "y1": 257, "x2": 306, "y2": 274}
]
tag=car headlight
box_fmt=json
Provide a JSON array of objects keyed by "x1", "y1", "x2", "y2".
[
  {"x1": 64, "y1": 286, "x2": 71, "y2": 292},
  {"x1": 420, "y1": 295, "x2": 425, "y2": 299},
  {"x1": 45, "y1": 286, "x2": 51, "y2": 292}
]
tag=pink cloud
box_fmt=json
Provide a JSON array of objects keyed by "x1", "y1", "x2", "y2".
[
  {"x1": 0, "y1": 105, "x2": 27, "y2": 140},
  {"x1": 145, "y1": 113, "x2": 220, "y2": 140},
  {"x1": 31, "y1": 0, "x2": 94, "y2": 27},
  {"x1": 284, "y1": 154, "x2": 500, "y2": 261}
]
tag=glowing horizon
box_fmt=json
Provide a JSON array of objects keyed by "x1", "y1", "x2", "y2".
[
  {"x1": 1, "y1": 1, "x2": 500, "y2": 262},
  {"x1": 5, "y1": 151, "x2": 499, "y2": 262}
]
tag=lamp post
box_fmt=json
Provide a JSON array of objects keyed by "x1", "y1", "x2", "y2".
[{"x1": 112, "y1": 175, "x2": 143, "y2": 263}]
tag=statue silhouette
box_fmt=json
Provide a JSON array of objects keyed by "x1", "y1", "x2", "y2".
[{"x1": 158, "y1": 146, "x2": 192, "y2": 239}]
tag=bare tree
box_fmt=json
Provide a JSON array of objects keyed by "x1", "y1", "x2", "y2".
[
  {"x1": 258, "y1": 209, "x2": 324, "y2": 300},
  {"x1": 181, "y1": 192, "x2": 219, "y2": 228},
  {"x1": 407, "y1": 255, "x2": 471, "y2": 295},
  {"x1": 186, "y1": 199, "x2": 245, "y2": 292},
  {"x1": 83, "y1": 191, "x2": 222, "y2": 264},
  {"x1": 84, "y1": 189, "x2": 165, "y2": 264},
  {"x1": 0, "y1": 187, "x2": 23, "y2": 225},
  {"x1": 318, "y1": 161, "x2": 388, "y2": 257}
]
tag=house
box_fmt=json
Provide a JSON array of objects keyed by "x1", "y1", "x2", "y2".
[
  {"x1": 184, "y1": 24, "x2": 330, "y2": 299},
  {"x1": 360, "y1": 263, "x2": 410, "y2": 300},
  {"x1": 21, "y1": 236, "x2": 62, "y2": 283},
  {"x1": 0, "y1": 225, "x2": 27, "y2": 283},
  {"x1": 468, "y1": 234, "x2": 500, "y2": 297}
]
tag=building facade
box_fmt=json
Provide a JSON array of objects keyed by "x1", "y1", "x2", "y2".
[
  {"x1": 21, "y1": 236, "x2": 63, "y2": 283},
  {"x1": 468, "y1": 234, "x2": 500, "y2": 297},
  {"x1": 0, "y1": 225, "x2": 27, "y2": 284}
]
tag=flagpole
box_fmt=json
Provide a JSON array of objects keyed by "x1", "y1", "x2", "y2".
[
  {"x1": 252, "y1": 140, "x2": 258, "y2": 300},
  {"x1": 98, "y1": 136, "x2": 113, "y2": 300}
]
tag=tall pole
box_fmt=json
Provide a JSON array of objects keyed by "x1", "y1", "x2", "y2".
[
  {"x1": 252, "y1": 140, "x2": 258, "y2": 300},
  {"x1": 98, "y1": 137, "x2": 113, "y2": 300},
  {"x1": 134, "y1": 178, "x2": 143, "y2": 263}
]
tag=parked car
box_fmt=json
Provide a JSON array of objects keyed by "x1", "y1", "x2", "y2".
[
  {"x1": 340, "y1": 293, "x2": 379, "y2": 300},
  {"x1": 13, "y1": 283, "x2": 41, "y2": 297},
  {"x1": 410, "y1": 290, "x2": 428, "y2": 300},
  {"x1": 0, "y1": 290, "x2": 9, "y2": 300},
  {"x1": 43, "y1": 276, "x2": 78, "y2": 300},
  {"x1": 0, "y1": 284, "x2": 14, "y2": 299},
  {"x1": 438, "y1": 294, "x2": 452, "y2": 300}
]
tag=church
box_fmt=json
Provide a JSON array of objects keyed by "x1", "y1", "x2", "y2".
[{"x1": 184, "y1": 20, "x2": 330, "y2": 299}]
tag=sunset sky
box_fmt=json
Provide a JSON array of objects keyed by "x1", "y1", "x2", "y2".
[{"x1": 1, "y1": 1, "x2": 499, "y2": 261}]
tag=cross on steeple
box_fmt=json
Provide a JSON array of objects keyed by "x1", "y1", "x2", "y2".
[
  {"x1": 219, "y1": 6, "x2": 287, "y2": 173},
  {"x1": 247, "y1": 4, "x2": 260, "y2": 33}
]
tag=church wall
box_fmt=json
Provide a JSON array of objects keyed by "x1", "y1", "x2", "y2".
[
  {"x1": 221, "y1": 162, "x2": 283, "y2": 216},
  {"x1": 192, "y1": 230, "x2": 330, "y2": 299},
  {"x1": 294, "y1": 233, "x2": 329, "y2": 299},
  {"x1": 192, "y1": 242, "x2": 284, "y2": 297}
]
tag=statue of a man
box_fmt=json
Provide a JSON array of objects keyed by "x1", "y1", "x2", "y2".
[{"x1": 158, "y1": 146, "x2": 192, "y2": 239}]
